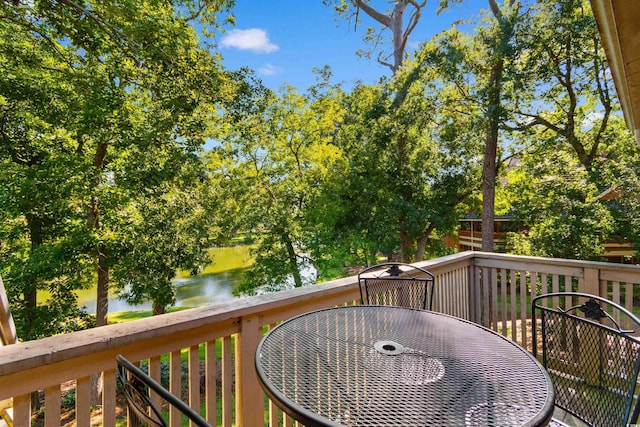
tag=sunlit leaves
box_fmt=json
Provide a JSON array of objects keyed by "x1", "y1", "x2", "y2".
[
  {"x1": 210, "y1": 79, "x2": 348, "y2": 293},
  {"x1": 0, "y1": 0, "x2": 237, "y2": 333}
]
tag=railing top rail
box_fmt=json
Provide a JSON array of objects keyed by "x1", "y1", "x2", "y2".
[
  {"x1": 470, "y1": 251, "x2": 640, "y2": 274},
  {"x1": 413, "y1": 251, "x2": 475, "y2": 270},
  {"x1": 0, "y1": 254, "x2": 478, "y2": 378},
  {"x1": 0, "y1": 275, "x2": 359, "y2": 376}
]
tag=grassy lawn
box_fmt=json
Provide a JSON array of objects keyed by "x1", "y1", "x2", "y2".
[{"x1": 108, "y1": 306, "x2": 194, "y2": 322}]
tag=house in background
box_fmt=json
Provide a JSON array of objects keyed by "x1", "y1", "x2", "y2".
[
  {"x1": 456, "y1": 214, "x2": 519, "y2": 253},
  {"x1": 454, "y1": 212, "x2": 638, "y2": 264}
]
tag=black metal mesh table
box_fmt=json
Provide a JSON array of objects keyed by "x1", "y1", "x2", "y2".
[{"x1": 255, "y1": 305, "x2": 555, "y2": 427}]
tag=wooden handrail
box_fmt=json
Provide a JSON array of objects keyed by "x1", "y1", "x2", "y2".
[{"x1": 0, "y1": 252, "x2": 638, "y2": 426}]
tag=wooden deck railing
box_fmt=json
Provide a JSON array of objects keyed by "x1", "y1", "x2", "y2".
[{"x1": 0, "y1": 251, "x2": 639, "y2": 426}]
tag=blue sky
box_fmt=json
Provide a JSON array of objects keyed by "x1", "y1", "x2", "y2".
[{"x1": 214, "y1": 1, "x2": 484, "y2": 92}]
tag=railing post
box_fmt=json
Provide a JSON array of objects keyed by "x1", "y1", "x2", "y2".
[
  {"x1": 102, "y1": 370, "x2": 116, "y2": 427},
  {"x1": 582, "y1": 267, "x2": 600, "y2": 296},
  {"x1": 467, "y1": 258, "x2": 478, "y2": 324},
  {"x1": 236, "y1": 315, "x2": 264, "y2": 427}
]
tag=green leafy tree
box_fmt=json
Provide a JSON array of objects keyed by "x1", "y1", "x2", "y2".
[
  {"x1": 323, "y1": 0, "x2": 468, "y2": 262},
  {"x1": 211, "y1": 79, "x2": 347, "y2": 294},
  {"x1": 506, "y1": 152, "x2": 615, "y2": 260},
  {"x1": 513, "y1": 0, "x2": 616, "y2": 173},
  {"x1": 419, "y1": 0, "x2": 523, "y2": 253},
  {"x1": 0, "y1": 0, "x2": 236, "y2": 335},
  {"x1": 317, "y1": 60, "x2": 479, "y2": 267},
  {"x1": 505, "y1": 0, "x2": 639, "y2": 260},
  {"x1": 0, "y1": 5, "x2": 94, "y2": 339}
]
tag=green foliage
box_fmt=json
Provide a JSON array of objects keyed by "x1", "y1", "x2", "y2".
[
  {"x1": 0, "y1": 0, "x2": 238, "y2": 335},
  {"x1": 506, "y1": 146, "x2": 619, "y2": 260},
  {"x1": 500, "y1": 0, "x2": 639, "y2": 260},
  {"x1": 307, "y1": 58, "x2": 480, "y2": 264},
  {"x1": 1, "y1": 0, "x2": 639, "y2": 339},
  {"x1": 210, "y1": 79, "x2": 348, "y2": 294}
]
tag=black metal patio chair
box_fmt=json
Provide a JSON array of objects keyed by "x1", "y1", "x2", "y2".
[
  {"x1": 358, "y1": 262, "x2": 435, "y2": 310},
  {"x1": 116, "y1": 354, "x2": 211, "y2": 427},
  {"x1": 532, "y1": 292, "x2": 640, "y2": 427}
]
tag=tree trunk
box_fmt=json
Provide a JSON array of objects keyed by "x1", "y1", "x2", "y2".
[
  {"x1": 481, "y1": 98, "x2": 499, "y2": 254},
  {"x1": 25, "y1": 214, "x2": 42, "y2": 410},
  {"x1": 483, "y1": 0, "x2": 515, "y2": 325},
  {"x1": 481, "y1": 55, "x2": 504, "y2": 254},
  {"x1": 89, "y1": 142, "x2": 109, "y2": 326},
  {"x1": 390, "y1": 1, "x2": 408, "y2": 74},
  {"x1": 400, "y1": 229, "x2": 412, "y2": 262},
  {"x1": 153, "y1": 301, "x2": 166, "y2": 316},
  {"x1": 95, "y1": 244, "x2": 109, "y2": 327},
  {"x1": 482, "y1": 0, "x2": 513, "y2": 253},
  {"x1": 24, "y1": 214, "x2": 41, "y2": 340},
  {"x1": 284, "y1": 235, "x2": 303, "y2": 288},
  {"x1": 415, "y1": 225, "x2": 435, "y2": 261},
  {"x1": 87, "y1": 142, "x2": 108, "y2": 407},
  {"x1": 397, "y1": 131, "x2": 415, "y2": 262}
]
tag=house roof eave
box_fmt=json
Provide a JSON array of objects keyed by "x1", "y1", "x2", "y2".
[{"x1": 590, "y1": 0, "x2": 640, "y2": 145}]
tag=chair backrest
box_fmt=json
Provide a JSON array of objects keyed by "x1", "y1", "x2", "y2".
[
  {"x1": 358, "y1": 262, "x2": 435, "y2": 310},
  {"x1": 532, "y1": 292, "x2": 640, "y2": 427},
  {"x1": 116, "y1": 354, "x2": 210, "y2": 427}
]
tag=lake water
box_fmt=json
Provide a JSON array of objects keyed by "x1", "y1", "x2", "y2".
[
  {"x1": 76, "y1": 248, "x2": 317, "y2": 313},
  {"x1": 77, "y1": 269, "x2": 244, "y2": 313}
]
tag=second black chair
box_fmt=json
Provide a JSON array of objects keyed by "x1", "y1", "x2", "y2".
[
  {"x1": 116, "y1": 354, "x2": 211, "y2": 427},
  {"x1": 532, "y1": 293, "x2": 640, "y2": 427},
  {"x1": 358, "y1": 262, "x2": 435, "y2": 310}
]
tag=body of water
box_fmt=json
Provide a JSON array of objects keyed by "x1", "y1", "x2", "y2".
[
  {"x1": 76, "y1": 247, "x2": 317, "y2": 313},
  {"x1": 77, "y1": 269, "x2": 244, "y2": 313}
]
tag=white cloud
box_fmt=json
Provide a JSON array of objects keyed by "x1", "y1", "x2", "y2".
[
  {"x1": 258, "y1": 63, "x2": 283, "y2": 76},
  {"x1": 221, "y1": 29, "x2": 278, "y2": 53}
]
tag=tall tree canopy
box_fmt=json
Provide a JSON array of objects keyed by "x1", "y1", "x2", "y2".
[
  {"x1": 0, "y1": 0, "x2": 239, "y2": 336},
  {"x1": 210, "y1": 77, "x2": 347, "y2": 294},
  {"x1": 323, "y1": 0, "x2": 470, "y2": 263},
  {"x1": 320, "y1": 63, "x2": 479, "y2": 265},
  {"x1": 504, "y1": 0, "x2": 640, "y2": 260}
]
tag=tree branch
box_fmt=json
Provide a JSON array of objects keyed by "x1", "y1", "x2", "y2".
[
  {"x1": 402, "y1": 1, "x2": 426, "y2": 45},
  {"x1": 351, "y1": 0, "x2": 391, "y2": 28},
  {"x1": 376, "y1": 53, "x2": 394, "y2": 72},
  {"x1": 184, "y1": 0, "x2": 207, "y2": 22},
  {"x1": 590, "y1": 35, "x2": 612, "y2": 161},
  {"x1": 515, "y1": 109, "x2": 565, "y2": 135}
]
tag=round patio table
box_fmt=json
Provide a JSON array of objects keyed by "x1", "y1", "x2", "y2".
[{"x1": 255, "y1": 305, "x2": 555, "y2": 427}]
